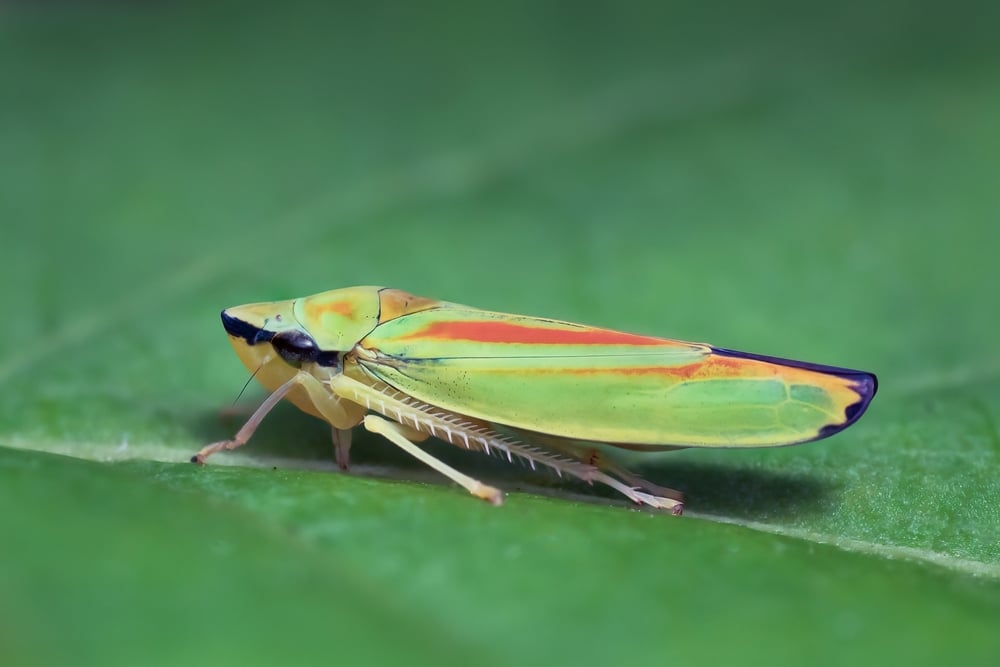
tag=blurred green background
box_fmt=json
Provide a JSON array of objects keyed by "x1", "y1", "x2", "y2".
[{"x1": 2, "y1": 1, "x2": 999, "y2": 665}]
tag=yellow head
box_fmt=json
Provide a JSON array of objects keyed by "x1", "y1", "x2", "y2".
[{"x1": 219, "y1": 286, "x2": 384, "y2": 417}]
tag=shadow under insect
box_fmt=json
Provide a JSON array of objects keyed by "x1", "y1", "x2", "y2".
[{"x1": 623, "y1": 456, "x2": 835, "y2": 521}]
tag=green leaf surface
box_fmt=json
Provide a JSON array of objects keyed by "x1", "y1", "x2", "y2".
[{"x1": 3, "y1": 1, "x2": 999, "y2": 664}]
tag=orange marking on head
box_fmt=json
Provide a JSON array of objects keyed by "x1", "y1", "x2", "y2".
[{"x1": 306, "y1": 299, "x2": 355, "y2": 320}]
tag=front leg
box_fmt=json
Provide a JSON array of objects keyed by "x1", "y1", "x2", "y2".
[{"x1": 191, "y1": 374, "x2": 305, "y2": 464}]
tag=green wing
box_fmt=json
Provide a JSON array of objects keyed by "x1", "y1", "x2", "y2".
[{"x1": 355, "y1": 306, "x2": 876, "y2": 447}]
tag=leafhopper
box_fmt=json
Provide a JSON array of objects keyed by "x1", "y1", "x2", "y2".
[{"x1": 193, "y1": 287, "x2": 877, "y2": 514}]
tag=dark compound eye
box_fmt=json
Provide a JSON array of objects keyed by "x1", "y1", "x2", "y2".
[{"x1": 271, "y1": 330, "x2": 319, "y2": 367}]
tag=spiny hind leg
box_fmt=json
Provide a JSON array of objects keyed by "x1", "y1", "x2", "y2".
[
  {"x1": 588, "y1": 471, "x2": 684, "y2": 515},
  {"x1": 583, "y1": 449, "x2": 684, "y2": 502},
  {"x1": 531, "y1": 437, "x2": 684, "y2": 514},
  {"x1": 363, "y1": 415, "x2": 503, "y2": 506},
  {"x1": 584, "y1": 448, "x2": 683, "y2": 513}
]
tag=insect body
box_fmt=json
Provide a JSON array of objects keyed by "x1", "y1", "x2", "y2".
[{"x1": 193, "y1": 286, "x2": 877, "y2": 514}]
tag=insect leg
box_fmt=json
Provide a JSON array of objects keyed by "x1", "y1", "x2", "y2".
[
  {"x1": 362, "y1": 415, "x2": 504, "y2": 506},
  {"x1": 329, "y1": 375, "x2": 679, "y2": 511},
  {"x1": 332, "y1": 427, "x2": 353, "y2": 470},
  {"x1": 584, "y1": 449, "x2": 684, "y2": 503},
  {"x1": 589, "y1": 472, "x2": 684, "y2": 515},
  {"x1": 525, "y1": 436, "x2": 684, "y2": 514},
  {"x1": 191, "y1": 374, "x2": 302, "y2": 464}
]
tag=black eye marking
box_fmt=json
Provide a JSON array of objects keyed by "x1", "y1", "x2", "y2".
[
  {"x1": 271, "y1": 330, "x2": 319, "y2": 368},
  {"x1": 222, "y1": 311, "x2": 273, "y2": 345}
]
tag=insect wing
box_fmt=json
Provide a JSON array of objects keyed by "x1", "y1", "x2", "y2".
[{"x1": 356, "y1": 307, "x2": 876, "y2": 447}]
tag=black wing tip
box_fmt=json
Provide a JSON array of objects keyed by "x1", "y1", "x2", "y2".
[
  {"x1": 841, "y1": 370, "x2": 878, "y2": 425},
  {"x1": 712, "y1": 346, "x2": 878, "y2": 438},
  {"x1": 813, "y1": 370, "x2": 877, "y2": 440}
]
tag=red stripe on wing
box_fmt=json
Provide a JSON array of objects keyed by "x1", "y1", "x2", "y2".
[{"x1": 403, "y1": 320, "x2": 675, "y2": 346}]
